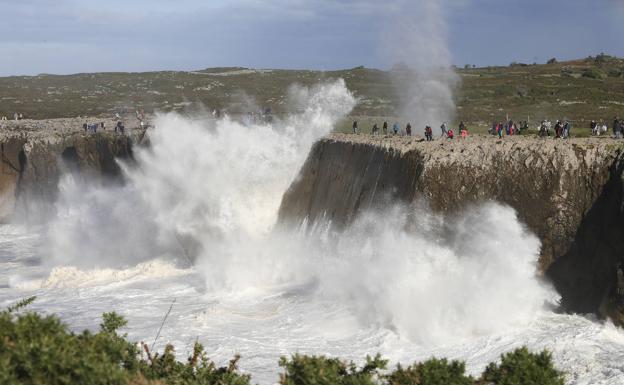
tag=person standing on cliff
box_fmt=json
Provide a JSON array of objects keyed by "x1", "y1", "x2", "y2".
[
  {"x1": 372, "y1": 123, "x2": 379, "y2": 135},
  {"x1": 393, "y1": 122, "x2": 399, "y2": 135},
  {"x1": 614, "y1": 117, "x2": 621, "y2": 139},
  {"x1": 460, "y1": 126, "x2": 468, "y2": 139},
  {"x1": 554, "y1": 120, "x2": 562, "y2": 138},
  {"x1": 563, "y1": 121, "x2": 571, "y2": 139},
  {"x1": 352, "y1": 120, "x2": 358, "y2": 134},
  {"x1": 383, "y1": 121, "x2": 388, "y2": 135},
  {"x1": 425, "y1": 125, "x2": 433, "y2": 141},
  {"x1": 440, "y1": 122, "x2": 448, "y2": 138},
  {"x1": 405, "y1": 123, "x2": 412, "y2": 136}
]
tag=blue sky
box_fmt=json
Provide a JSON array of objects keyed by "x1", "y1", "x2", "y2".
[{"x1": 0, "y1": 0, "x2": 622, "y2": 75}]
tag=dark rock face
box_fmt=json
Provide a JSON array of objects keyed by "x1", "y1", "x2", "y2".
[
  {"x1": 0, "y1": 131, "x2": 138, "y2": 223},
  {"x1": 278, "y1": 133, "x2": 624, "y2": 321}
]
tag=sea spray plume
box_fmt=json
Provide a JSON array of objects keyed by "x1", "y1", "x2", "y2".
[
  {"x1": 44, "y1": 79, "x2": 355, "y2": 271},
  {"x1": 382, "y1": 0, "x2": 460, "y2": 133},
  {"x1": 317, "y1": 203, "x2": 556, "y2": 345}
]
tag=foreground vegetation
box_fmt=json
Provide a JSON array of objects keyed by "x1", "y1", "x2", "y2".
[{"x1": 0, "y1": 297, "x2": 566, "y2": 385}]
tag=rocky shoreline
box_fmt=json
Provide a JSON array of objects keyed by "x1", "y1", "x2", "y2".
[{"x1": 279, "y1": 132, "x2": 624, "y2": 323}]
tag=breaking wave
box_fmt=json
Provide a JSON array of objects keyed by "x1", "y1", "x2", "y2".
[{"x1": 38, "y1": 78, "x2": 555, "y2": 345}]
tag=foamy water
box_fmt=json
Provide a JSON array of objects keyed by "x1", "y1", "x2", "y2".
[
  {"x1": 2, "y1": 79, "x2": 624, "y2": 384},
  {"x1": 2, "y1": 223, "x2": 624, "y2": 385}
]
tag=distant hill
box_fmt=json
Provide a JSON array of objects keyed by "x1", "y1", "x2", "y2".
[{"x1": 1, "y1": 55, "x2": 622, "y2": 128}]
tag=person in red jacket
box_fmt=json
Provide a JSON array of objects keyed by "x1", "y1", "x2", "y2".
[{"x1": 447, "y1": 128, "x2": 454, "y2": 139}]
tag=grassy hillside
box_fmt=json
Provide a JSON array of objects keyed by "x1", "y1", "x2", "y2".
[{"x1": 1, "y1": 55, "x2": 623, "y2": 131}]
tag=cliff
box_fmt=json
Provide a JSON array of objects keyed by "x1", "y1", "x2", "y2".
[
  {"x1": 278, "y1": 133, "x2": 624, "y2": 322},
  {"x1": 0, "y1": 118, "x2": 145, "y2": 222}
]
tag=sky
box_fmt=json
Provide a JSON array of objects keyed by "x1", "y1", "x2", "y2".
[{"x1": 0, "y1": 0, "x2": 622, "y2": 76}]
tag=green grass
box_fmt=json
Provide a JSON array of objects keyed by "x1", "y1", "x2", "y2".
[{"x1": 1, "y1": 55, "x2": 622, "y2": 131}]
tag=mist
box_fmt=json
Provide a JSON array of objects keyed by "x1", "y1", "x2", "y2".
[{"x1": 382, "y1": 0, "x2": 460, "y2": 134}]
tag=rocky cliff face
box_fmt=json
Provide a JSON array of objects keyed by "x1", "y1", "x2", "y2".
[
  {"x1": 278, "y1": 133, "x2": 624, "y2": 321},
  {"x1": 0, "y1": 119, "x2": 144, "y2": 222}
]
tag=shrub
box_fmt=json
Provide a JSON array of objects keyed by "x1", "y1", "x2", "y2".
[
  {"x1": 0, "y1": 299, "x2": 567, "y2": 385},
  {"x1": 279, "y1": 353, "x2": 387, "y2": 385},
  {"x1": 480, "y1": 347, "x2": 565, "y2": 385},
  {"x1": 0, "y1": 298, "x2": 250, "y2": 385},
  {"x1": 608, "y1": 68, "x2": 623, "y2": 78},
  {"x1": 581, "y1": 68, "x2": 605, "y2": 79},
  {"x1": 387, "y1": 358, "x2": 473, "y2": 385},
  {"x1": 0, "y1": 308, "x2": 135, "y2": 385}
]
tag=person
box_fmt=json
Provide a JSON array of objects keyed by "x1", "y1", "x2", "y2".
[
  {"x1": 460, "y1": 126, "x2": 468, "y2": 139},
  {"x1": 601, "y1": 122, "x2": 608, "y2": 135},
  {"x1": 382, "y1": 121, "x2": 388, "y2": 135},
  {"x1": 539, "y1": 121, "x2": 547, "y2": 137},
  {"x1": 563, "y1": 121, "x2": 570, "y2": 139},
  {"x1": 425, "y1": 125, "x2": 433, "y2": 141},
  {"x1": 83, "y1": 123, "x2": 88, "y2": 132},
  {"x1": 372, "y1": 123, "x2": 379, "y2": 135},
  {"x1": 116, "y1": 121, "x2": 125, "y2": 134},
  {"x1": 405, "y1": 123, "x2": 412, "y2": 136},
  {"x1": 447, "y1": 128, "x2": 454, "y2": 139},
  {"x1": 507, "y1": 120, "x2": 514, "y2": 135},
  {"x1": 352, "y1": 120, "x2": 358, "y2": 134},
  {"x1": 591, "y1": 120, "x2": 597, "y2": 136},
  {"x1": 393, "y1": 122, "x2": 399, "y2": 135},
  {"x1": 489, "y1": 121, "x2": 497, "y2": 135},
  {"x1": 459, "y1": 121, "x2": 466, "y2": 132},
  {"x1": 440, "y1": 122, "x2": 448, "y2": 138},
  {"x1": 614, "y1": 117, "x2": 621, "y2": 139},
  {"x1": 554, "y1": 120, "x2": 562, "y2": 138},
  {"x1": 497, "y1": 122, "x2": 503, "y2": 138},
  {"x1": 101, "y1": 122, "x2": 105, "y2": 130}
]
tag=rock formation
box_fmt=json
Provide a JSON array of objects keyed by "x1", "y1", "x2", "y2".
[
  {"x1": 279, "y1": 133, "x2": 624, "y2": 322},
  {"x1": 0, "y1": 118, "x2": 144, "y2": 222}
]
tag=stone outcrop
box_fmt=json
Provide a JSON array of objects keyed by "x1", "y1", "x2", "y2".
[
  {"x1": 0, "y1": 118, "x2": 145, "y2": 222},
  {"x1": 278, "y1": 133, "x2": 624, "y2": 321}
]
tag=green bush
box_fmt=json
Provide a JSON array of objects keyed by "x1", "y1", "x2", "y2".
[
  {"x1": 480, "y1": 347, "x2": 565, "y2": 385},
  {"x1": 0, "y1": 297, "x2": 250, "y2": 385},
  {"x1": 581, "y1": 68, "x2": 606, "y2": 79},
  {"x1": 387, "y1": 358, "x2": 473, "y2": 385},
  {"x1": 0, "y1": 298, "x2": 567, "y2": 385},
  {"x1": 279, "y1": 353, "x2": 387, "y2": 385}
]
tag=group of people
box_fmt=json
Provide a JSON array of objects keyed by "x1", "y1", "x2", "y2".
[
  {"x1": 593, "y1": 117, "x2": 624, "y2": 138},
  {"x1": 83, "y1": 122, "x2": 104, "y2": 134},
  {"x1": 3, "y1": 113, "x2": 26, "y2": 120},
  {"x1": 350, "y1": 117, "x2": 624, "y2": 140},
  {"x1": 537, "y1": 120, "x2": 572, "y2": 138},
  {"x1": 355, "y1": 120, "x2": 469, "y2": 140},
  {"x1": 488, "y1": 120, "x2": 529, "y2": 138},
  {"x1": 81, "y1": 119, "x2": 127, "y2": 135}
]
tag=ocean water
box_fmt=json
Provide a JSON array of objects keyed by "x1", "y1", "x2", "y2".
[{"x1": 2, "y1": 79, "x2": 624, "y2": 384}]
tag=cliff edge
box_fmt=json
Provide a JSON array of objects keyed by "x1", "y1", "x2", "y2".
[
  {"x1": 0, "y1": 118, "x2": 144, "y2": 222},
  {"x1": 278, "y1": 133, "x2": 624, "y2": 322}
]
